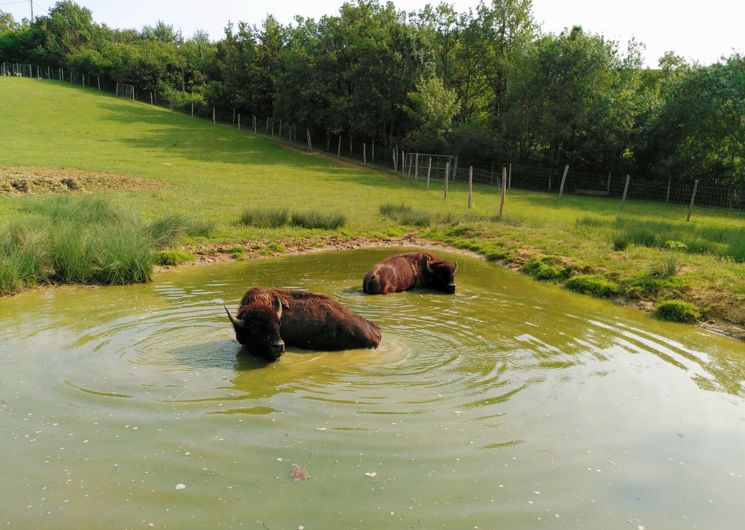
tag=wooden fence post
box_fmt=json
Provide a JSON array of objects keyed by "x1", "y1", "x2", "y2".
[
  {"x1": 97, "y1": 77, "x2": 100, "y2": 91},
  {"x1": 414, "y1": 154, "x2": 419, "y2": 182},
  {"x1": 150, "y1": 92, "x2": 154, "y2": 105},
  {"x1": 337, "y1": 136, "x2": 342, "y2": 157},
  {"x1": 372, "y1": 140, "x2": 375, "y2": 163},
  {"x1": 499, "y1": 167, "x2": 507, "y2": 218},
  {"x1": 558, "y1": 164, "x2": 569, "y2": 198},
  {"x1": 349, "y1": 135, "x2": 353, "y2": 157},
  {"x1": 238, "y1": 113, "x2": 241, "y2": 130},
  {"x1": 687, "y1": 179, "x2": 699, "y2": 222},
  {"x1": 306, "y1": 128, "x2": 312, "y2": 151},
  {"x1": 393, "y1": 148, "x2": 398, "y2": 172},
  {"x1": 444, "y1": 161, "x2": 450, "y2": 199},
  {"x1": 426, "y1": 157, "x2": 432, "y2": 191},
  {"x1": 213, "y1": 107, "x2": 216, "y2": 125},
  {"x1": 620, "y1": 174, "x2": 631, "y2": 211},
  {"x1": 508, "y1": 163, "x2": 512, "y2": 189},
  {"x1": 363, "y1": 143, "x2": 367, "y2": 164},
  {"x1": 468, "y1": 166, "x2": 473, "y2": 208},
  {"x1": 401, "y1": 151, "x2": 406, "y2": 176},
  {"x1": 666, "y1": 176, "x2": 671, "y2": 203},
  {"x1": 191, "y1": 102, "x2": 194, "y2": 116},
  {"x1": 607, "y1": 171, "x2": 612, "y2": 194}
]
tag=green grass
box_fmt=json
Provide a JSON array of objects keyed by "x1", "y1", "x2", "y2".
[
  {"x1": 238, "y1": 207, "x2": 290, "y2": 228},
  {"x1": 565, "y1": 275, "x2": 621, "y2": 298},
  {"x1": 522, "y1": 257, "x2": 574, "y2": 282},
  {"x1": 290, "y1": 210, "x2": 346, "y2": 230},
  {"x1": 380, "y1": 203, "x2": 433, "y2": 226},
  {"x1": 655, "y1": 300, "x2": 700, "y2": 323},
  {"x1": 0, "y1": 78, "x2": 744, "y2": 330},
  {"x1": 153, "y1": 250, "x2": 196, "y2": 266},
  {"x1": 0, "y1": 194, "x2": 210, "y2": 291}
]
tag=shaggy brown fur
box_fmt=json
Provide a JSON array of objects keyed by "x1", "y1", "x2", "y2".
[
  {"x1": 363, "y1": 252, "x2": 457, "y2": 295},
  {"x1": 226, "y1": 287, "x2": 381, "y2": 361}
]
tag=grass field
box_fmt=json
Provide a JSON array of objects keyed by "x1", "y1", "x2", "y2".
[{"x1": 1, "y1": 77, "x2": 744, "y2": 331}]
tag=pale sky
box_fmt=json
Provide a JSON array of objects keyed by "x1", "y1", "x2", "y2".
[{"x1": 4, "y1": 0, "x2": 744, "y2": 67}]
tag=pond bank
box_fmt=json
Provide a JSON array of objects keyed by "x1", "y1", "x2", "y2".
[{"x1": 170, "y1": 234, "x2": 745, "y2": 342}]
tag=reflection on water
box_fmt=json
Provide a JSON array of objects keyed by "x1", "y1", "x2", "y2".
[{"x1": 1, "y1": 249, "x2": 744, "y2": 529}]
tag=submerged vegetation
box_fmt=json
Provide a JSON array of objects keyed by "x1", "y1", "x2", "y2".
[{"x1": 0, "y1": 196, "x2": 212, "y2": 294}]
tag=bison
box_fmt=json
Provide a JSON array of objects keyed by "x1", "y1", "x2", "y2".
[
  {"x1": 363, "y1": 252, "x2": 458, "y2": 295},
  {"x1": 224, "y1": 287, "x2": 381, "y2": 361}
]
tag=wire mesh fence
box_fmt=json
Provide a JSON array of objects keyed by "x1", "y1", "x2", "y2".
[{"x1": 4, "y1": 62, "x2": 745, "y2": 217}]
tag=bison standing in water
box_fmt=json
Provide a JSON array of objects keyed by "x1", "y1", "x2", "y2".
[
  {"x1": 224, "y1": 287, "x2": 381, "y2": 361},
  {"x1": 363, "y1": 252, "x2": 458, "y2": 295}
]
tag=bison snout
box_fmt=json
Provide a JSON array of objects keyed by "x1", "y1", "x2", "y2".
[
  {"x1": 446, "y1": 283, "x2": 456, "y2": 294},
  {"x1": 269, "y1": 340, "x2": 286, "y2": 359}
]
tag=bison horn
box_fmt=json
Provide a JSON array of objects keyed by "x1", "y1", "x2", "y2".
[
  {"x1": 272, "y1": 296, "x2": 283, "y2": 319},
  {"x1": 224, "y1": 305, "x2": 245, "y2": 329},
  {"x1": 424, "y1": 259, "x2": 434, "y2": 275},
  {"x1": 454, "y1": 261, "x2": 459, "y2": 274}
]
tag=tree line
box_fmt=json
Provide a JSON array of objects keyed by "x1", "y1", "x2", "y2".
[{"x1": 1, "y1": 0, "x2": 744, "y2": 191}]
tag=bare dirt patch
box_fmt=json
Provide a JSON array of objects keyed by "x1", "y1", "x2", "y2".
[
  {"x1": 177, "y1": 234, "x2": 483, "y2": 266},
  {"x1": 0, "y1": 166, "x2": 165, "y2": 195}
]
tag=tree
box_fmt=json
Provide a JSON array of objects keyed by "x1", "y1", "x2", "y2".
[
  {"x1": 644, "y1": 54, "x2": 745, "y2": 195},
  {"x1": 37, "y1": 1, "x2": 96, "y2": 63},
  {"x1": 0, "y1": 10, "x2": 18, "y2": 32},
  {"x1": 404, "y1": 71, "x2": 459, "y2": 151}
]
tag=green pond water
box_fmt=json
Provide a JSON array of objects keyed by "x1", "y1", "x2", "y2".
[{"x1": 1, "y1": 248, "x2": 745, "y2": 530}]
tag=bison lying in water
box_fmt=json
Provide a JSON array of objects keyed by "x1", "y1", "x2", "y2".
[
  {"x1": 363, "y1": 252, "x2": 458, "y2": 295},
  {"x1": 224, "y1": 287, "x2": 381, "y2": 361}
]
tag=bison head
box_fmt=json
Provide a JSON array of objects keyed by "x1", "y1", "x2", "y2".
[
  {"x1": 224, "y1": 297, "x2": 285, "y2": 361},
  {"x1": 424, "y1": 257, "x2": 458, "y2": 294}
]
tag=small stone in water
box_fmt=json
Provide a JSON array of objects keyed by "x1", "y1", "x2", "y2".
[
  {"x1": 290, "y1": 464, "x2": 309, "y2": 481},
  {"x1": 365, "y1": 472, "x2": 377, "y2": 478},
  {"x1": 175, "y1": 483, "x2": 186, "y2": 490}
]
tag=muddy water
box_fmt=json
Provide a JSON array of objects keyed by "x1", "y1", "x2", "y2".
[{"x1": 1, "y1": 249, "x2": 744, "y2": 530}]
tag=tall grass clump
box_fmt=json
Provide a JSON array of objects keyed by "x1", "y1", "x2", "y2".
[
  {"x1": 93, "y1": 221, "x2": 153, "y2": 284},
  {"x1": 654, "y1": 300, "x2": 700, "y2": 323},
  {"x1": 147, "y1": 214, "x2": 214, "y2": 247},
  {"x1": 290, "y1": 210, "x2": 346, "y2": 230},
  {"x1": 237, "y1": 207, "x2": 289, "y2": 228},
  {"x1": 0, "y1": 196, "x2": 191, "y2": 293},
  {"x1": 22, "y1": 195, "x2": 120, "y2": 225},
  {"x1": 50, "y1": 223, "x2": 95, "y2": 282},
  {"x1": 565, "y1": 274, "x2": 620, "y2": 298},
  {"x1": 0, "y1": 218, "x2": 51, "y2": 293},
  {"x1": 379, "y1": 203, "x2": 433, "y2": 226}
]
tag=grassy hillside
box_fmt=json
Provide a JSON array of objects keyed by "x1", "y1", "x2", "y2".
[{"x1": 1, "y1": 78, "x2": 745, "y2": 332}]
